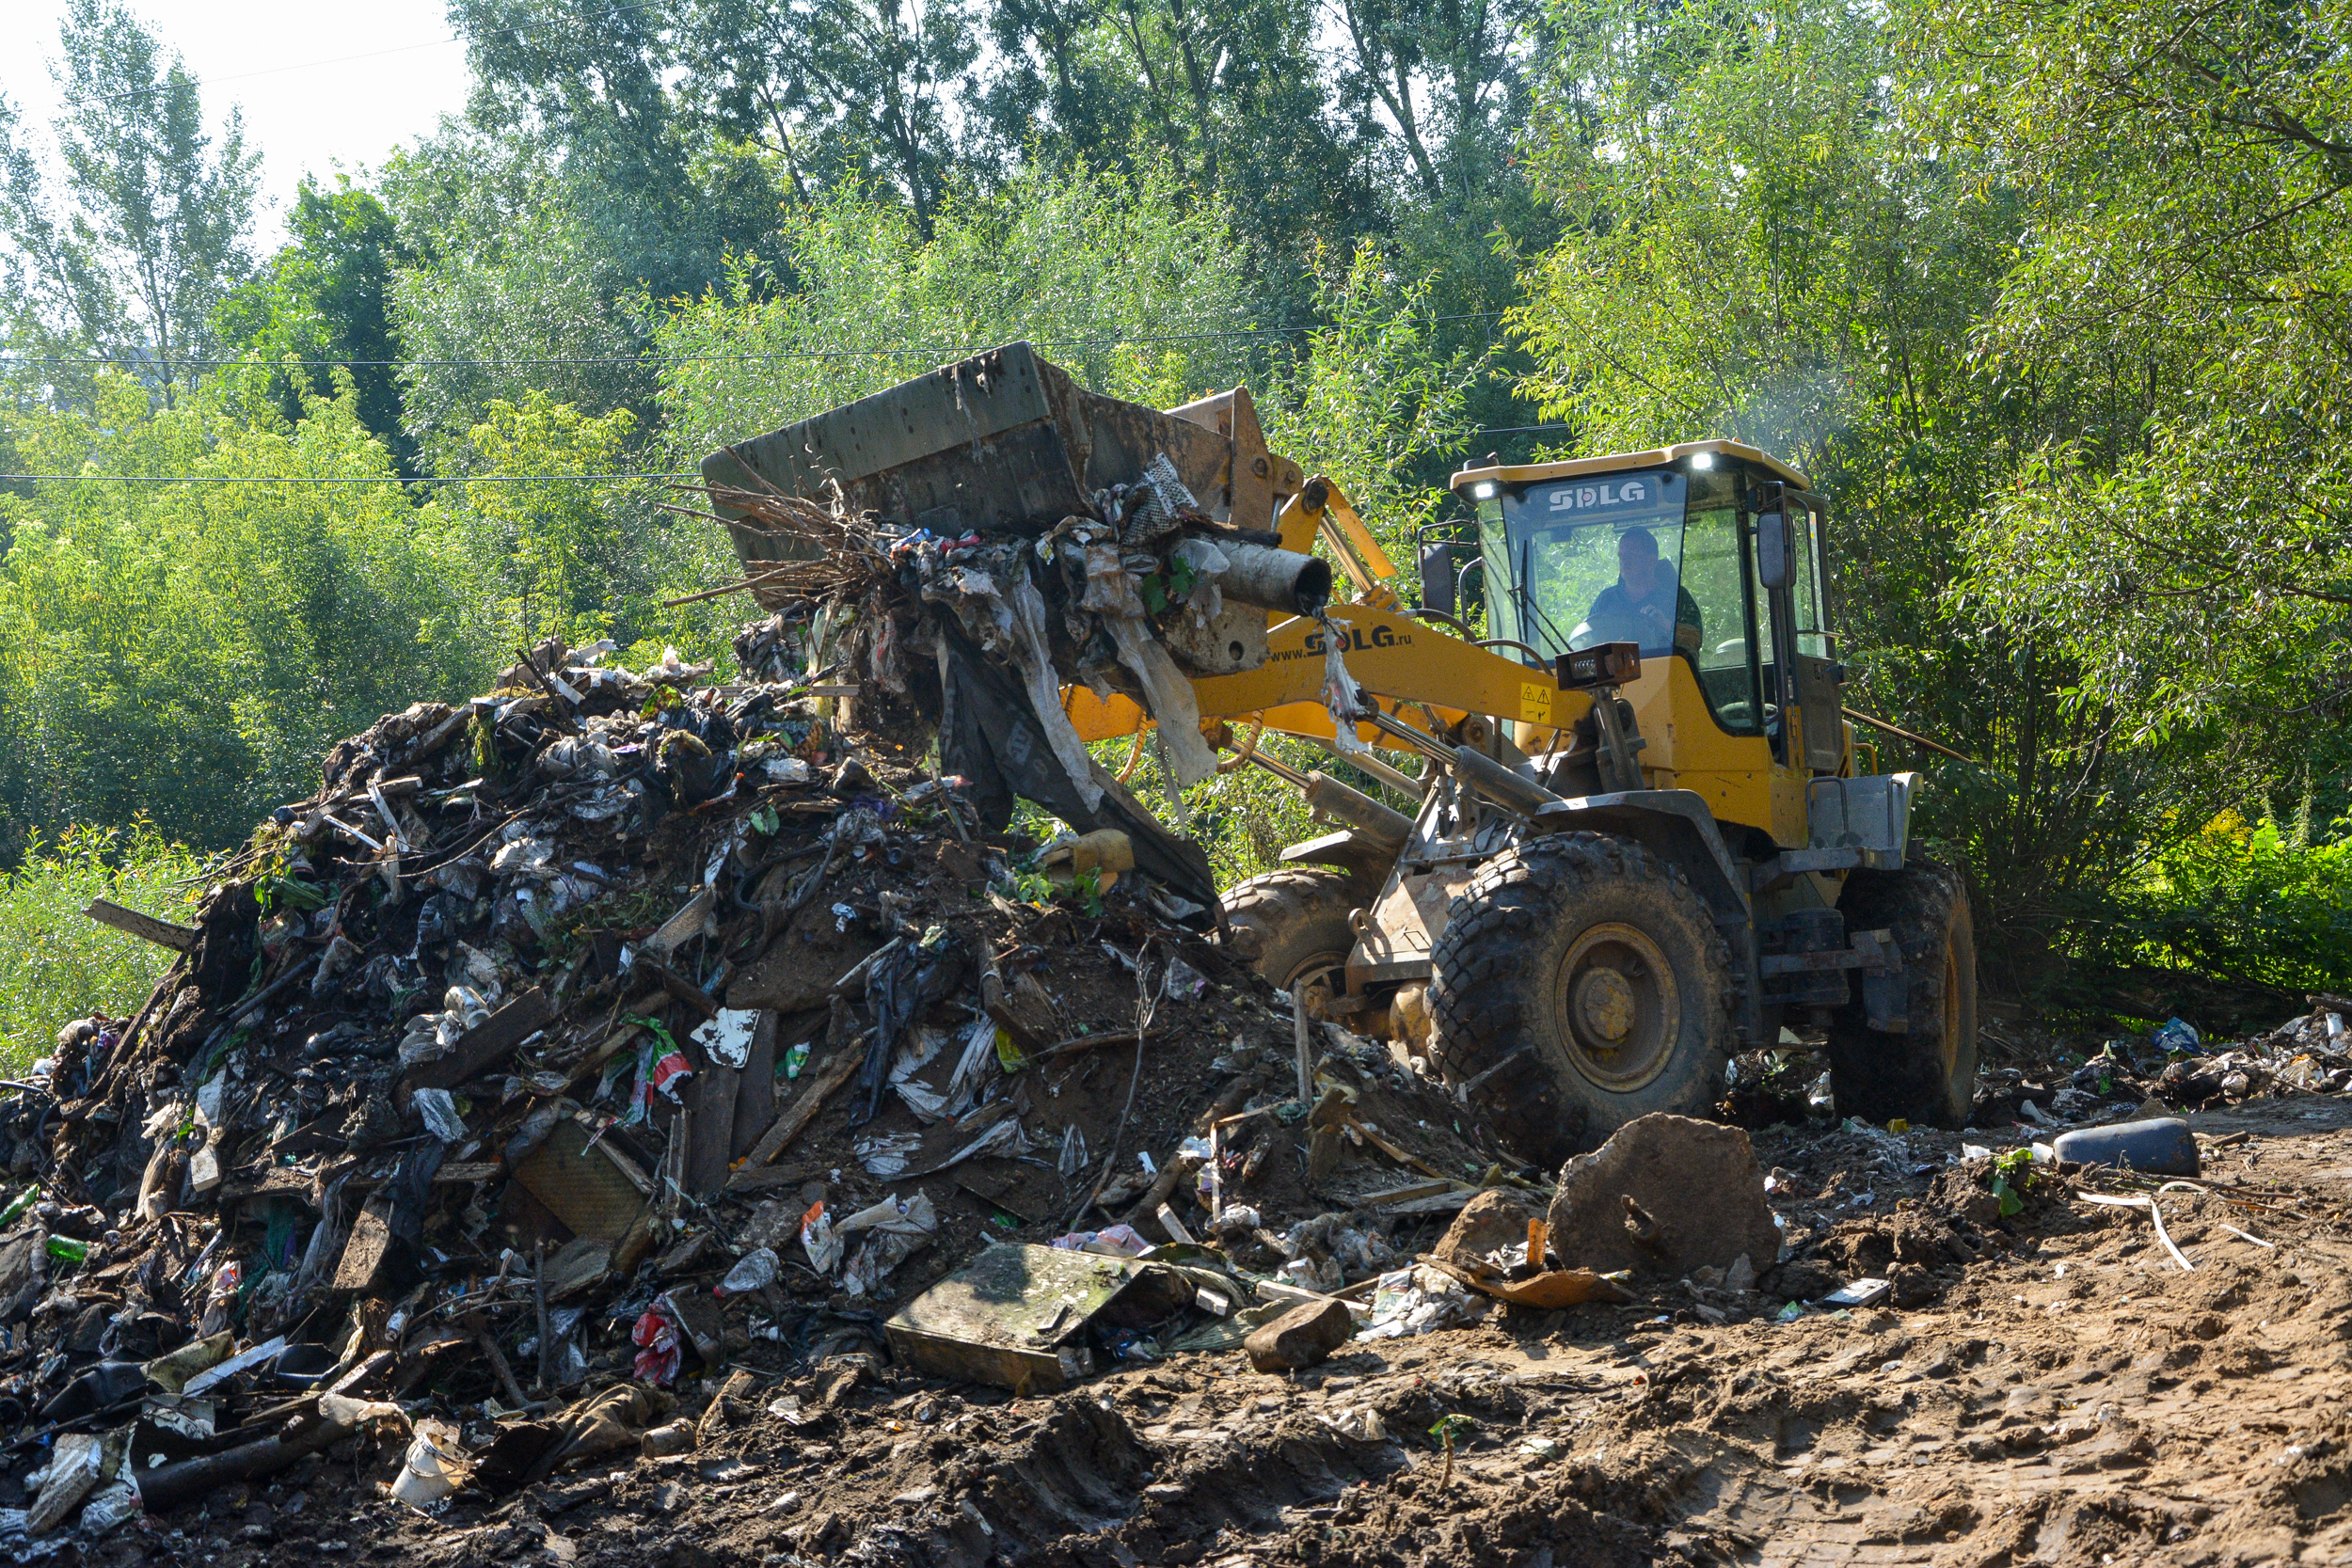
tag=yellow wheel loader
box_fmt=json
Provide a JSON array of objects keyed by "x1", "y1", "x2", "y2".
[{"x1": 706, "y1": 342, "x2": 1978, "y2": 1167}]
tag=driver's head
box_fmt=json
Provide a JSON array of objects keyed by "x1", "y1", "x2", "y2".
[{"x1": 1617, "y1": 528, "x2": 1661, "y2": 595}]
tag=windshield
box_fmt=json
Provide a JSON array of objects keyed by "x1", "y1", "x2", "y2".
[
  {"x1": 1478, "y1": 469, "x2": 1692, "y2": 657},
  {"x1": 1476, "y1": 462, "x2": 1770, "y2": 737}
]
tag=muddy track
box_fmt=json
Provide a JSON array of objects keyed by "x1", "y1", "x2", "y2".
[{"x1": 55, "y1": 1094, "x2": 2352, "y2": 1568}]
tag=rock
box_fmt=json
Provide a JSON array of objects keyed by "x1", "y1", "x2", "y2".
[
  {"x1": 1431, "y1": 1189, "x2": 1543, "y2": 1271},
  {"x1": 1888, "y1": 1262, "x2": 1942, "y2": 1308},
  {"x1": 1545, "y1": 1114, "x2": 1783, "y2": 1278},
  {"x1": 1244, "y1": 1298, "x2": 1356, "y2": 1372}
]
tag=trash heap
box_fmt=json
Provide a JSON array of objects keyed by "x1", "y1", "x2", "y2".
[
  {"x1": 686, "y1": 451, "x2": 1362, "y2": 916},
  {"x1": 1960, "y1": 1002, "x2": 2352, "y2": 1130},
  {"x1": 0, "y1": 627, "x2": 1518, "y2": 1543}
]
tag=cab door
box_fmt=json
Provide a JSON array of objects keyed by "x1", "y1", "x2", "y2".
[{"x1": 1758, "y1": 485, "x2": 1845, "y2": 776}]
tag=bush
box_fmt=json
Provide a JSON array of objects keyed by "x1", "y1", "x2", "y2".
[
  {"x1": 0, "y1": 820, "x2": 212, "y2": 1075},
  {"x1": 2119, "y1": 813, "x2": 2352, "y2": 998}
]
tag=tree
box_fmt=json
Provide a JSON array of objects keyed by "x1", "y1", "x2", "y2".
[
  {"x1": 1507, "y1": 0, "x2": 2234, "y2": 1003},
  {"x1": 967, "y1": 0, "x2": 1381, "y2": 291},
  {"x1": 0, "y1": 378, "x2": 486, "y2": 848},
  {"x1": 0, "y1": 0, "x2": 259, "y2": 403},
  {"x1": 214, "y1": 178, "x2": 415, "y2": 471},
  {"x1": 1327, "y1": 0, "x2": 1537, "y2": 204},
  {"x1": 675, "y1": 0, "x2": 979, "y2": 237},
  {"x1": 1908, "y1": 0, "x2": 2352, "y2": 758},
  {"x1": 453, "y1": 390, "x2": 641, "y2": 652}
]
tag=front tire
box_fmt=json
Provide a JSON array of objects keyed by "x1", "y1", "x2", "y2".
[
  {"x1": 1429, "y1": 833, "x2": 1738, "y2": 1166},
  {"x1": 1222, "y1": 867, "x2": 1361, "y2": 997},
  {"x1": 1825, "y1": 861, "x2": 1979, "y2": 1127}
]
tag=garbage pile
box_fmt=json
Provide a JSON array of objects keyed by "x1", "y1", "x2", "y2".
[
  {"x1": 0, "y1": 629, "x2": 1519, "y2": 1543},
  {"x1": 683, "y1": 453, "x2": 1365, "y2": 915},
  {"x1": 1961, "y1": 1001, "x2": 2352, "y2": 1130}
]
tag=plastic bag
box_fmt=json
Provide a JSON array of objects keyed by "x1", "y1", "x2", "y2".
[
  {"x1": 720, "y1": 1247, "x2": 780, "y2": 1295},
  {"x1": 630, "y1": 1305, "x2": 683, "y2": 1386}
]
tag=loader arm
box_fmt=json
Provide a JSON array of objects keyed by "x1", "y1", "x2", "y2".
[
  {"x1": 1064, "y1": 478, "x2": 1592, "y2": 755},
  {"x1": 1064, "y1": 600, "x2": 1590, "y2": 752}
]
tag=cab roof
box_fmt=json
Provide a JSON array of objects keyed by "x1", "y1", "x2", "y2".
[{"x1": 1452, "y1": 438, "x2": 1813, "y2": 495}]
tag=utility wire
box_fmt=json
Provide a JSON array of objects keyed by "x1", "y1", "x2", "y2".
[
  {"x1": 0, "y1": 472, "x2": 697, "y2": 484},
  {"x1": 56, "y1": 0, "x2": 680, "y2": 108},
  {"x1": 0, "y1": 312, "x2": 1515, "y2": 371},
  {"x1": 2, "y1": 422, "x2": 1565, "y2": 485}
]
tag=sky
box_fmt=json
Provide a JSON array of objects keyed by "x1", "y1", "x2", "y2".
[{"x1": 0, "y1": 0, "x2": 475, "y2": 245}]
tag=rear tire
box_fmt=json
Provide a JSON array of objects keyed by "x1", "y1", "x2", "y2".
[
  {"x1": 1825, "y1": 861, "x2": 1979, "y2": 1127},
  {"x1": 1429, "y1": 833, "x2": 1738, "y2": 1166},
  {"x1": 1222, "y1": 867, "x2": 1361, "y2": 995}
]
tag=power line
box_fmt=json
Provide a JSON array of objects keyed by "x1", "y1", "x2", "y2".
[
  {"x1": 56, "y1": 0, "x2": 680, "y2": 109},
  {"x1": 0, "y1": 472, "x2": 696, "y2": 484},
  {"x1": 0, "y1": 312, "x2": 1513, "y2": 372}
]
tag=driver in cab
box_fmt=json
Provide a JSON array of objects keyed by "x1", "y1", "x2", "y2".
[{"x1": 1581, "y1": 527, "x2": 1700, "y2": 656}]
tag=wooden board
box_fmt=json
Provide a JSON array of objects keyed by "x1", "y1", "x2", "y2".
[
  {"x1": 883, "y1": 1243, "x2": 1141, "y2": 1393},
  {"x1": 728, "y1": 1008, "x2": 862, "y2": 1185},
  {"x1": 731, "y1": 1009, "x2": 778, "y2": 1160},
  {"x1": 511, "y1": 1120, "x2": 649, "y2": 1243},
  {"x1": 684, "y1": 1031, "x2": 740, "y2": 1198},
  {"x1": 332, "y1": 1202, "x2": 397, "y2": 1294},
  {"x1": 404, "y1": 989, "x2": 551, "y2": 1095},
  {"x1": 83, "y1": 897, "x2": 196, "y2": 951}
]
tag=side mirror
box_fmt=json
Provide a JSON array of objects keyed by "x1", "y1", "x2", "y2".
[
  {"x1": 1756, "y1": 512, "x2": 1790, "y2": 590},
  {"x1": 1419, "y1": 540, "x2": 1457, "y2": 616}
]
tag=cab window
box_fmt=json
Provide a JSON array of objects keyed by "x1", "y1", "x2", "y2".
[{"x1": 1680, "y1": 467, "x2": 1763, "y2": 736}]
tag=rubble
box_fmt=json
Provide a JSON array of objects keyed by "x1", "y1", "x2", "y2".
[
  {"x1": 1242, "y1": 1298, "x2": 1355, "y2": 1371},
  {"x1": 0, "y1": 600, "x2": 1521, "y2": 1538},
  {"x1": 2, "y1": 383, "x2": 2347, "y2": 1560}
]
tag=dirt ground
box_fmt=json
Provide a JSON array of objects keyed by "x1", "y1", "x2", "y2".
[{"x1": 35, "y1": 1087, "x2": 2347, "y2": 1568}]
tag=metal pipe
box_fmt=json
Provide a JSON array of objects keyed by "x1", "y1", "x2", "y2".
[
  {"x1": 1452, "y1": 746, "x2": 1564, "y2": 818},
  {"x1": 1302, "y1": 773, "x2": 1414, "y2": 850},
  {"x1": 1216, "y1": 543, "x2": 1333, "y2": 616},
  {"x1": 1360, "y1": 706, "x2": 1455, "y2": 764},
  {"x1": 1313, "y1": 742, "x2": 1430, "y2": 800},
  {"x1": 1245, "y1": 749, "x2": 1314, "y2": 790},
  {"x1": 1247, "y1": 749, "x2": 1412, "y2": 849},
  {"x1": 1357, "y1": 707, "x2": 1564, "y2": 819},
  {"x1": 1841, "y1": 706, "x2": 1975, "y2": 766}
]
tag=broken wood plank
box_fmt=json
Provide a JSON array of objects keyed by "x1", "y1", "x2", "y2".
[
  {"x1": 404, "y1": 988, "x2": 550, "y2": 1094},
  {"x1": 723, "y1": 1164, "x2": 820, "y2": 1192},
  {"x1": 1032, "y1": 1025, "x2": 1170, "y2": 1061},
  {"x1": 332, "y1": 1202, "x2": 397, "y2": 1293},
  {"x1": 651, "y1": 963, "x2": 721, "y2": 1022},
  {"x1": 729, "y1": 1001, "x2": 861, "y2": 1185},
  {"x1": 684, "y1": 1046, "x2": 738, "y2": 1198},
  {"x1": 511, "y1": 1121, "x2": 648, "y2": 1242},
  {"x1": 640, "y1": 889, "x2": 712, "y2": 964},
  {"x1": 83, "y1": 897, "x2": 196, "y2": 951},
  {"x1": 731, "y1": 1010, "x2": 777, "y2": 1160},
  {"x1": 1358, "y1": 1179, "x2": 1461, "y2": 1206},
  {"x1": 1375, "y1": 1188, "x2": 1478, "y2": 1217}
]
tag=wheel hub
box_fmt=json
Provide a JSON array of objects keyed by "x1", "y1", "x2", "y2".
[
  {"x1": 1572, "y1": 968, "x2": 1637, "y2": 1042},
  {"x1": 1549, "y1": 923, "x2": 1682, "y2": 1093}
]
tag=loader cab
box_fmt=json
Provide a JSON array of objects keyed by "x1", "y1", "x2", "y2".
[{"x1": 1454, "y1": 440, "x2": 1843, "y2": 773}]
